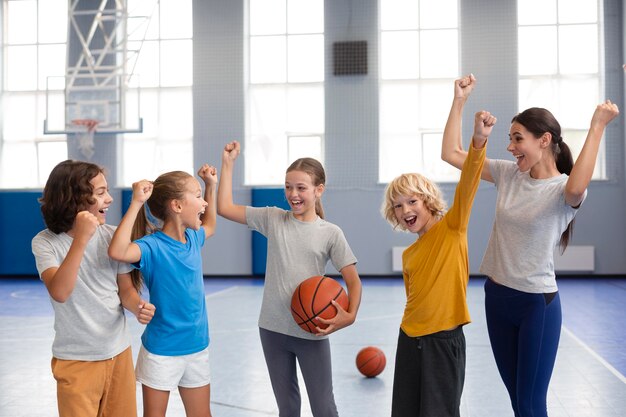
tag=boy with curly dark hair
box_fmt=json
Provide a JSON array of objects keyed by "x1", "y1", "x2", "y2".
[{"x1": 32, "y1": 160, "x2": 155, "y2": 417}]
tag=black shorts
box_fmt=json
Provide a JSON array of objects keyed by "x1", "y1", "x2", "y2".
[{"x1": 391, "y1": 327, "x2": 466, "y2": 417}]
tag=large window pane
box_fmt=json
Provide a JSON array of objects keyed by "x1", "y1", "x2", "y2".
[
  {"x1": 3, "y1": 94, "x2": 38, "y2": 141},
  {"x1": 38, "y1": 0, "x2": 67, "y2": 43},
  {"x1": 0, "y1": 142, "x2": 38, "y2": 187},
  {"x1": 559, "y1": 25, "x2": 598, "y2": 74},
  {"x1": 557, "y1": 78, "x2": 599, "y2": 129},
  {"x1": 246, "y1": 132, "x2": 289, "y2": 185},
  {"x1": 563, "y1": 129, "x2": 603, "y2": 178},
  {"x1": 422, "y1": 133, "x2": 459, "y2": 181},
  {"x1": 127, "y1": 0, "x2": 160, "y2": 41},
  {"x1": 518, "y1": 0, "x2": 603, "y2": 180},
  {"x1": 286, "y1": 86, "x2": 324, "y2": 132},
  {"x1": 288, "y1": 135, "x2": 322, "y2": 163},
  {"x1": 420, "y1": 0, "x2": 457, "y2": 29},
  {"x1": 380, "y1": 83, "x2": 420, "y2": 134},
  {"x1": 7, "y1": 0, "x2": 37, "y2": 44},
  {"x1": 250, "y1": 0, "x2": 286, "y2": 35},
  {"x1": 7, "y1": 45, "x2": 38, "y2": 91},
  {"x1": 122, "y1": 139, "x2": 157, "y2": 183},
  {"x1": 250, "y1": 36, "x2": 287, "y2": 83},
  {"x1": 418, "y1": 81, "x2": 450, "y2": 128},
  {"x1": 379, "y1": 134, "x2": 422, "y2": 183},
  {"x1": 38, "y1": 44, "x2": 66, "y2": 90},
  {"x1": 558, "y1": 0, "x2": 597, "y2": 23},
  {"x1": 159, "y1": 89, "x2": 193, "y2": 139},
  {"x1": 381, "y1": 0, "x2": 419, "y2": 30},
  {"x1": 518, "y1": 0, "x2": 556, "y2": 25},
  {"x1": 160, "y1": 39, "x2": 192, "y2": 87},
  {"x1": 420, "y1": 30, "x2": 457, "y2": 78},
  {"x1": 380, "y1": 0, "x2": 459, "y2": 183},
  {"x1": 128, "y1": 40, "x2": 160, "y2": 87},
  {"x1": 250, "y1": 86, "x2": 287, "y2": 134},
  {"x1": 160, "y1": 0, "x2": 192, "y2": 39},
  {"x1": 287, "y1": 0, "x2": 323, "y2": 34},
  {"x1": 381, "y1": 31, "x2": 419, "y2": 80},
  {"x1": 36, "y1": 140, "x2": 67, "y2": 184},
  {"x1": 518, "y1": 27, "x2": 557, "y2": 76},
  {"x1": 519, "y1": 78, "x2": 560, "y2": 111},
  {"x1": 287, "y1": 35, "x2": 324, "y2": 83}
]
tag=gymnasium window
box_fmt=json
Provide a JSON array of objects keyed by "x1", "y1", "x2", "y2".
[
  {"x1": 0, "y1": 0, "x2": 192, "y2": 188},
  {"x1": 246, "y1": 0, "x2": 325, "y2": 186},
  {"x1": 122, "y1": 0, "x2": 193, "y2": 186},
  {"x1": 518, "y1": 0, "x2": 605, "y2": 179},
  {"x1": 1, "y1": 0, "x2": 68, "y2": 188},
  {"x1": 378, "y1": 0, "x2": 460, "y2": 184}
]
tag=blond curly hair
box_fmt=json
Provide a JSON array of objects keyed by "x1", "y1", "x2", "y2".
[{"x1": 381, "y1": 173, "x2": 447, "y2": 231}]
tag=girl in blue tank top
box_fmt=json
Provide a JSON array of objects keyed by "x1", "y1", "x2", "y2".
[{"x1": 109, "y1": 164, "x2": 218, "y2": 417}]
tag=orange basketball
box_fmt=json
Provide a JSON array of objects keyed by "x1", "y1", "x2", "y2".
[
  {"x1": 290, "y1": 275, "x2": 349, "y2": 334},
  {"x1": 356, "y1": 346, "x2": 386, "y2": 377}
]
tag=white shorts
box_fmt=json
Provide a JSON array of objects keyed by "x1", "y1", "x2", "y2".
[{"x1": 135, "y1": 345, "x2": 211, "y2": 391}]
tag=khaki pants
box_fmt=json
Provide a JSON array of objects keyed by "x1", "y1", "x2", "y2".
[{"x1": 51, "y1": 347, "x2": 137, "y2": 417}]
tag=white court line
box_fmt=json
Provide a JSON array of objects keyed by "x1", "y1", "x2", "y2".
[
  {"x1": 205, "y1": 285, "x2": 240, "y2": 299},
  {"x1": 562, "y1": 325, "x2": 626, "y2": 384}
]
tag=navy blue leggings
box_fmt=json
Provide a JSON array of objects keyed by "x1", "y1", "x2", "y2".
[{"x1": 484, "y1": 279, "x2": 562, "y2": 417}]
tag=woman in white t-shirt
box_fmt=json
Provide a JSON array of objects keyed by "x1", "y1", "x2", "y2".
[{"x1": 441, "y1": 74, "x2": 619, "y2": 417}]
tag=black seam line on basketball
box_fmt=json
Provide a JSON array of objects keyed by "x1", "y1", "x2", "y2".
[
  {"x1": 312, "y1": 288, "x2": 344, "y2": 317},
  {"x1": 311, "y1": 276, "x2": 326, "y2": 316},
  {"x1": 291, "y1": 307, "x2": 307, "y2": 324},
  {"x1": 358, "y1": 355, "x2": 381, "y2": 370},
  {"x1": 296, "y1": 286, "x2": 312, "y2": 322},
  {"x1": 295, "y1": 286, "x2": 315, "y2": 331},
  {"x1": 292, "y1": 308, "x2": 315, "y2": 332},
  {"x1": 298, "y1": 287, "x2": 345, "y2": 327}
]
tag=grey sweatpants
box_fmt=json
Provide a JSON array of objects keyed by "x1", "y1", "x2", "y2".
[{"x1": 259, "y1": 328, "x2": 339, "y2": 417}]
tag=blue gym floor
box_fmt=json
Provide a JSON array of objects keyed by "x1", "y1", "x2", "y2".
[{"x1": 0, "y1": 277, "x2": 625, "y2": 417}]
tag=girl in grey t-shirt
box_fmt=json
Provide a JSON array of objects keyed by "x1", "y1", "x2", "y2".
[{"x1": 217, "y1": 140, "x2": 362, "y2": 417}]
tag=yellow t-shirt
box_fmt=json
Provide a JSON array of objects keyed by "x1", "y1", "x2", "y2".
[{"x1": 400, "y1": 144, "x2": 486, "y2": 337}]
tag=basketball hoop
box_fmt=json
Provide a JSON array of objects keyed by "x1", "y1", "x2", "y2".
[{"x1": 71, "y1": 119, "x2": 99, "y2": 160}]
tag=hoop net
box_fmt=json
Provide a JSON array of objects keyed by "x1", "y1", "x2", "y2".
[{"x1": 71, "y1": 119, "x2": 99, "y2": 160}]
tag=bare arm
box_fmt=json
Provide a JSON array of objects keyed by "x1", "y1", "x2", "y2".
[
  {"x1": 197, "y1": 164, "x2": 218, "y2": 239},
  {"x1": 315, "y1": 264, "x2": 362, "y2": 335},
  {"x1": 441, "y1": 74, "x2": 494, "y2": 182},
  {"x1": 564, "y1": 100, "x2": 619, "y2": 207},
  {"x1": 117, "y1": 273, "x2": 155, "y2": 324},
  {"x1": 41, "y1": 211, "x2": 99, "y2": 302},
  {"x1": 217, "y1": 141, "x2": 248, "y2": 224},
  {"x1": 108, "y1": 180, "x2": 152, "y2": 263}
]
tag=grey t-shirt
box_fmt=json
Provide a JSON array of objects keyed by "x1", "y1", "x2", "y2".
[
  {"x1": 31, "y1": 224, "x2": 133, "y2": 360},
  {"x1": 480, "y1": 159, "x2": 585, "y2": 293},
  {"x1": 246, "y1": 206, "x2": 357, "y2": 340}
]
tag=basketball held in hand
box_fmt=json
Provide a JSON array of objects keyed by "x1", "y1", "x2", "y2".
[
  {"x1": 290, "y1": 275, "x2": 349, "y2": 334},
  {"x1": 356, "y1": 346, "x2": 386, "y2": 377}
]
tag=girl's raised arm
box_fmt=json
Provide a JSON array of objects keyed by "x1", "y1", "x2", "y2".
[
  {"x1": 108, "y1": 180, "x2": 152, "y2": 263},
  {"x1": 217, "y1": 141, "x2": 248, "y2": 225},
  {"x1": 197, "y1": 164, "x2": 218, "y2": 239}
]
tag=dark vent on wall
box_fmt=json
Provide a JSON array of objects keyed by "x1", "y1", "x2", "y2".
[{"x1": 333, "y1": 41, "x2": 368, "y2": 76}]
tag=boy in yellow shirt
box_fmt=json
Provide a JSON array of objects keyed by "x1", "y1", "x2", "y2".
[{"x1": 381, "y1": 75, "x2": 491, "y2": 417}]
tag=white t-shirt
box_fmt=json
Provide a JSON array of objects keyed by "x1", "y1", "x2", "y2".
[
  {"x1": 32, "y1": 224, "x2": 133, "y2": 360},
  {"x1": 246, "y1": 206, "x2": 357, "y2": 340},
  {"x1": 479, "y1": 159, "x2": 585, "y2": 293}
]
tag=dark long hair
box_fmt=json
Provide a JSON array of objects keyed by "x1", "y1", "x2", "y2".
[
  {"x1": 286, "y1": 158, "x2": 326, "y2": 219},
  {"x1": 39, "y1": 160, "x2": 104, "y2": 234},
  {"x1": 512, "y1": 108, "x2": 575, "y2": 252},
  {"x1": 129, "y1": 171, "x2": 192, "y2": 290}
]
